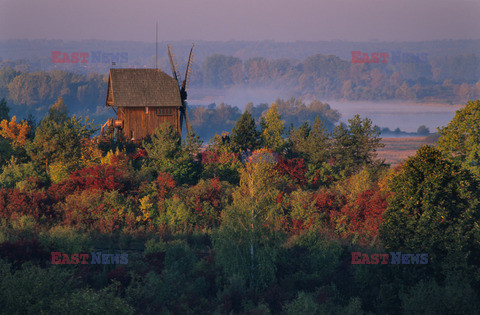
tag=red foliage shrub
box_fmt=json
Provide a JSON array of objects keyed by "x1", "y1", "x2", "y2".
[
  {"x1": 60, "y1": 189, "x2": 131, "y2": 233},
  {"x1": 48, "y1": 164, "x2": 130, "y2": 202},
  {"x1": 128, "y1": 148, "x2": 148, "y2": 160},
  {"x1": 329, "y1": 189, "x2": 389, "y2": 244},
  {"x1": 275, "y1": 156, "x2": 307, "y2": 186},
  {"x1": 0, "y1": 188, "x2": 53, "y2": 221},
  {"x1": 314, "y1": 191, "x2": 342, "y2": 216},
  {"x1": 156, "y1": 172, "x2": 176, "y2": 200},
  {"x1": 188, "y1": 176, "x2": 224, "y2": 228},
  {"x1": 200, "y1": 150, "x2": 219, "y2": 164}
]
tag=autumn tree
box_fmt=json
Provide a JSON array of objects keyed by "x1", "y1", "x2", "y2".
[
  {"x1": 202, "y1": 134, "x2": 243, "y2": 185},
  {"x1": 0, "y1": 116, "x2": 30, "y2": 147},
  {"x1": 213, "y1": 148, "x2": 283, "y2": 290},
  {"x1": 26, "y1": 98, "x2": 95, "y2": 174},
  {"x1": 260, "y1": 103, "x2": 285, "y2": 153}
]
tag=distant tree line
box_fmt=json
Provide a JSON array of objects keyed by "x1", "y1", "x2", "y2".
[
  {"x1": 0, "y1": 67, "x2": 106, "y2": 118},
  {"x1": 199, "y1": 53, "x2": 480, "y2": 103},
  {"x1": 1, "y1": 51, "x2": 479, "y2": 119},
  {"x1": 189, "y1": 97, "x2": 340, "y2": 140}
]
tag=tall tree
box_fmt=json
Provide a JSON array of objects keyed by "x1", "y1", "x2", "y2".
[
  {"x1": 213, "y1": 150, "x2": 283, "y2": 290},
  {"x1": 331, "y1": 115, "x2": 384, "y2": 175},
  {"x1": 287, "y1": 116, "x2": 331, "y2": 163},
  {"x1": 230, "y1": 110, "x2": 260, "y2": 152},
  {"x1": 260, "y1": 103, "x2": 285, "y2": 153},
  {"x1": 380, "y1": 145, "x2": 480, "y2": 279},
  {"x1": 46, "y1": 97, "x2": 69, "y2": 123},
  {"x1": 437, "y1": 99, "x2": 480, "y2": 177}
]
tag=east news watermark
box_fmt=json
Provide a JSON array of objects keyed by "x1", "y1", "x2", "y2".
[
  {"x1": 351, "y1": 252, "x2": 429, "y2": 265},
  {"x1": 51, "y1": 251, "x2": 128, "y2": 265},
  {"x1": 51, "y1": 51, "x2": 128, "y2": 64},
  {"x1": 351, "y1": 51, "x2": 428, "y2": 64}
]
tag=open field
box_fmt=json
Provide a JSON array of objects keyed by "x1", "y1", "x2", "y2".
[{"x1": 377, "y1": 136, "x2": 438, "y2": 166}]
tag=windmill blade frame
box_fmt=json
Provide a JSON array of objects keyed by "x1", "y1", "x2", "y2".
[
  {"x1": 167, "y1": 44, "x2": 181, "y2": 85},
  {"x1": 167, "y1": 43, "x2": 194, "y2": 138},
  {"x1": 181, "y1": 44, "x2": 194, "y2": 92}
]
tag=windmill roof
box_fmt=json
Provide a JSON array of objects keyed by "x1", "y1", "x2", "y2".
[{"x1": 107, "y1": 68, "x2": 182, "y2": 107}]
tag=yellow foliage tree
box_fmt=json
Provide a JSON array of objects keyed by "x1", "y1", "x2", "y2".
[
  {"x1": 101, "y1": 148, "x2": 129, "y2": 169},
  {"x1": 79, "y1": 137, "x2": 103, "y2": 168}
]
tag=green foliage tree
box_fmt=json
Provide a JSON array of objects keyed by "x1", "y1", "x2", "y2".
[
  {"x1": 286, "y1": 116, "x2": 330, "y2": 163},
  {"x1": 400, "y1": 275, "x2": 480, "y2": 314},
  {"x1": 380, "y1": 145, "x2": 480, "y2": 278},
  {"x1": 437, "y1": 99, "x2": 480, "y2": 177},
  {"x1": 260, "y1": 103, "x2": 285, "y2": 153},
  {"x1": 26, "y1": 98, "x2": 95, "y2": 172},
  {"x1": 230, "y1": 110, "x2": 260, "y2": 152},
  {"x1": 46, "y1": 97, "x2": 69, "y2": 123},
  {"x1": 272, "y1": 97, "x2": 340, "y2": 132},
  {"x1": 0, "y1": 138, "x2": 13, "y2": 168},
  {"x1": 332, "y1": 115, "x2": 384, "y2": 175},
  {"x1": 142, "y1": 122, "x2": 202, "y2": 185},
  {"x1": 0, "y1": 260, "x2": 133, "y2": 314},
  {"x1": 0, "y1": 160, "x2": 49, "y2": 189}
]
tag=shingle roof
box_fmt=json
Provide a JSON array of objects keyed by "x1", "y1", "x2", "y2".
[{"x1": 107, "y1": 69, "x2": 182, "y2": 107}]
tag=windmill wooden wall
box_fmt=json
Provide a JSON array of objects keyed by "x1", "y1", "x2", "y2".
[
  {"x1": 117, "y1": 106, "x2": 180, "y2": 141},
  {"x1": 105, "y1": 68, "x2": 183, "y2": 141}
]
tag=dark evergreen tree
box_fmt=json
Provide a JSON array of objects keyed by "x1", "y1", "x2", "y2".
[
  {"x1": 230, "y1": 110, "x2": 261, "y2": 152},
  {"x1": 331, "y1": 115, "x2": 384, "y2": 175},
  {"x1": 0, "y1": 98, "x2": 10, "y2": 122}
]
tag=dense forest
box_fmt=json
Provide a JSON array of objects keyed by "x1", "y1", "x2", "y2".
[{"x1": 0, "y1": 96, "x2": 479, "y2": 313}]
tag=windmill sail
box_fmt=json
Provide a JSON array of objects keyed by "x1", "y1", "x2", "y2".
[
  {"x1": 167, "y1": 44, "x2": 194, "y2": 138},
  {"x1": 167, "y1": 44, "x2": 181, "y2": 84},
  {"x1": 182, "y1": 44, "x2": 194, "y2": 92}
]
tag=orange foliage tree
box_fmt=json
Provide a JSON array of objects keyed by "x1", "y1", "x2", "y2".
[{"x1": 0, "y1": 116, "x2": 30, "y2": 147}]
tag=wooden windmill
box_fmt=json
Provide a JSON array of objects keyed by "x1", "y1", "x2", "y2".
[{"x1": 101, "y1": 44, "x2": 194, "y2": 141}]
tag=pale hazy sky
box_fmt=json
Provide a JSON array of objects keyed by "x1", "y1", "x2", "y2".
[{"x1": 0, "y1": 0, "x2": 479, "y2": 42}]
